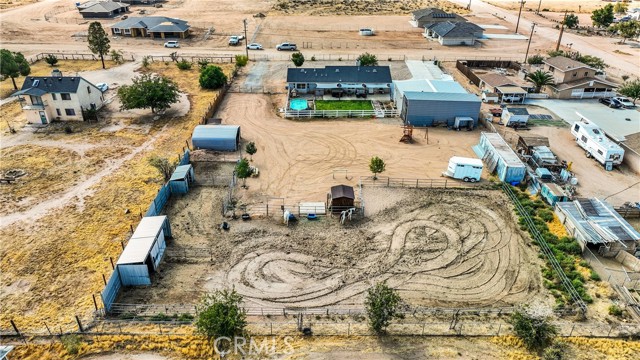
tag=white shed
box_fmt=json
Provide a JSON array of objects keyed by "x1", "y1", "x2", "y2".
[
  {"x1": 116, "y1": 216, "x2": 171, "y2": 286},
  {"x1": 501, "y1": 107, "x2": 530, "y2": 126}
]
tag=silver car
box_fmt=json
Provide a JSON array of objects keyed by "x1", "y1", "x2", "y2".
[
  {"x1": 247, "y1": 43, "x2": 263, "y2": 50},
  {"x1": 612, "y1": 96, "x2": 635, "y2": 108}
]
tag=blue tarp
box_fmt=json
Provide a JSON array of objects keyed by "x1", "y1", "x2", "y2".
[{"x1": 192, "y1": 125, "x2": 240, "y2": 151}]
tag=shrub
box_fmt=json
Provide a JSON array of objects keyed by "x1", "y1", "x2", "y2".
[
  {"x1": 235, "y1": 55, "x2": 248, "y2": 67},
  {"x1": 311, "y1": 55, "x2": 316, "y2": 61},
  {"x1": 44, "y1": 54, "x2": 58, "y2": 66},
  {"x1": 538, "y1": 209, "x2": 554, "y2": 222},
  {"x1": 177, "y1": 313, "x2": 194, "y2": 322},
  {"x1": 509, "y1": 310, "x2": 557, "y2": 351},
  {"x1": 590, "y1": 271, "x2": 601, "y2": 281},
  {"x1": 356, "y1": 52, "x2": 378, "y2": 66},
  {"x1": 64, "y1": 125, "x2": 73, "y2": 134},
  {"x1": 151, "y1": 313, "x2": 172, "y2": 321},
  {"x1": 543, "y1": 341, "x2": 570, "y2": 360},
  {"x1": 199, "y1": 65, "x2": 227, "y2": 89},
  {"x1": 197, "y1": 59, "x2": 210, "y2": 69},
  {"x1": 365, "y1": 281, "x2": 403, "y2": 334},
  {"x1": 527, "y1": 54, "x2": 544, "y2": 65},
  {"x1": 291, "y1": 52, "x2": 304, "y2": 67},
  {"x1": 176, "y1": 59, "x2": 192, "y2": 70},
  {"x1": 142, "y1": 55, "x2": 151, "y2": 69},
  {"x1": 608, "y1": 304, "x2": 623, "y2": 316},
  {"x1": 61, "y1": 334, "x2": 83, "y2": 355}
]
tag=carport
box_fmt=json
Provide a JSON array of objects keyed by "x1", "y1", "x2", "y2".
[{"x1": 497, "y1": 86, "x2": 527, "y2": 104}]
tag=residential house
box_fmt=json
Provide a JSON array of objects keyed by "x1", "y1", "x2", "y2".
[
  {"x1": 77, "y1": 1, "x2": 129, "y2": 18},
  {"x1": 477, "y1": 73, "x2": 530, "y2": 103},
  {"x1": 13, "y1": 70, "x2": 104, "y2": 124},
  {"x1": 542, "y1": 56, "x2": 617, "y2": 99},
  {"x1": 111, "y1": 16, "x2": 190, "y2": 38},
  {"x1": 118, "y1": 0, "x2": 163, "y2": 4},
  {"x1": 410, "y1": 8, "x2": 467, "y2": 28},
  {"x1": 286, "y1": 66, "x2": 392, "y2": 98},
  {"x1": 424, "y1": 21, "x2": 484, "y2": 46}
]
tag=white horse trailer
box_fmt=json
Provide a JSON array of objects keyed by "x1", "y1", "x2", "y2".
[
  {"x1": 571, "y1": 116, "x2": 624, "y2": 171},
  {"x1": 443, "y1": 156, "x2": 483, "y2": 182}
]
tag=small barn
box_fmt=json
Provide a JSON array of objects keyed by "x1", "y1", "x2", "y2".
[
  {"x1": 169, "y1": 164, "x2": 195, "y2": 195},
  {"x1": 501, "y1": 107, "x2": 530, "y2": 127},
  {"x1": 116, "y1": 216, "x2": 171, "y2": 286},
  {"x1": 328, "y1": 185, "x2": 355, "y2": 212},
  {"x1": 473, "y1": 132, "x2": 526, "y2": 184},
  {"x1": 191, "y1": 125, "x2": 241, "y2": 151},
  {"x1": 401, "y1": 92, "x2": 481, "y2": 127}
]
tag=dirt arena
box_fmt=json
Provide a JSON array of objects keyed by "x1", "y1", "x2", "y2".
[{"x1": 121, "y1": 185, "x2": 545, "y2": 310}]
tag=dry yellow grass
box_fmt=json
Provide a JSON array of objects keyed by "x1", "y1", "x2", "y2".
[
  {"x1": 0, "y1": 59, "x2": 117, "y2": 100},
  {"x1": 0, "y1": 100, "x2": 27, "y2": 133},
  {"x1": 0, "y1": 63, "x2": 233, "y2": 331},
  {"x1": 548, "y1": 213, "x2": 568, "y2": 238},
  {"x1": 272, "y1": 0, "x2": 469, "y2": 16}
]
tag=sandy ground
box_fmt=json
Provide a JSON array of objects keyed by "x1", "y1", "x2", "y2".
[
  {"x1": 121, "y1": 186, "x2": 546, "y2": 311},
  {"x1": 486, "y1": 0, "x2": 625, "y2": 13}
]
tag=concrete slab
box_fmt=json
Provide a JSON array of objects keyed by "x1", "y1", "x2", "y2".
[
  {"x1": 478, "y1": 24, "x2": 509, "y2": 30},
  {"x1": 527, "y1": 99, "x2": 640, "y2": 141},
  {"x1": 404, "y1": 60, "x2": 450, "y2": 80},
  {"x1": 482, "y1": 34, "x2": 528, "y2": 40}
]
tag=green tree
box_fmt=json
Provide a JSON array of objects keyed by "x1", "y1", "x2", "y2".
[
  {"x1": 357, "y1": 52, "x2": 378, "y2": 66},
  {"x1": 87, "y1": 21, "x2": 111, "y2": 69},
  {"x1": 118, "y1": 74, "x2": 180, "y2": 113},
  {"x1": 509, "y1": 310, "x2": 557, "y2": 351},
  {"x1": 563, "y1": 13, "x2": 579, "y2": 29},
  {"x1": 235, "y1": 158, "x2": 252, "y2": 186},
  {"x1": 110, "y1": 49, "x2": 124, "y2": 64},
  {"x1": 245, "y1": 142, "x2": 257, "y2": 161},
  {"x1": 0, "y1": 49, "x2": 30, "y2": 90},
  {"x1": 610, "y1": 20, "x2": 640, "y2": 44},
  {"x1": 577, "y1": 54, "x2": 607, "y2": 69},
  {"x1": 614, "y1": 2, "x2": 628, "y2": 14},
  {"x1": 525, "y1": 70, "x2": 555, "y2": 93},
  {"x1": 195, "y1": 289, "x2": 247, "y2": 355},
  {"x1": 365, "y1": 281, "x2": 402, "y2": 335},
  {"x1": 199, "y1": 65, "x2": 227, "y2": 89},
  {"x1": 291, "y1": 51, "x2": 305, "y2": 67},
  {"x1": 591, "y1": 4, "x2": 615, "y2": 28},
  {"x1": 44, "y1": 54, "x2": 58, "y2": 66},
  {"x1": 369, "y1": 156, "x2": 386, "y2": 180},
  {"x1": 618, "y1": 79, "x2": 640, "y2": 105},
  {"x1": 527, "y1": 54, "x2": 544, "y2": 65},
  {"x1": 148, "y1": 156, "x2": 178, "y2": 182},
  {"x1": 235, "y1": 55, "x2": 248, "y2": 67}
]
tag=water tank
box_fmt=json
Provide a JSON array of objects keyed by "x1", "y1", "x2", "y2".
[{"x1": 570, "y1": 177, "x2": 578, "y2": 186}]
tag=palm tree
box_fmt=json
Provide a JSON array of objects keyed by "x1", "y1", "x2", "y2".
[{"x1": 525, "y1": 70, "x2": 555, "y2": 93}]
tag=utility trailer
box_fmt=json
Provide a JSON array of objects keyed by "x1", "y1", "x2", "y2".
[
  {"x1": 571, "y1": 115, "x2": 624, "y2": 171},
  {"x1": 443, "y1": 156, "x2": 483, "y2": 182}
]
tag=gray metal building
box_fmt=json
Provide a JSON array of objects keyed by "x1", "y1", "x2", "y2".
[{"x1": 400, "y1": 92, "x2": 481, "y2": 127}]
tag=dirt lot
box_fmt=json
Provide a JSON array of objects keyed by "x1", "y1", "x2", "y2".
[
  {"x1": 271, "y1": 0, "x2": 468, "y2": 15},
  {"x1": 121, "y1": 186, "x2": 546, "y2": 310},
  {"x1": 486, "y1": 0, "x2": 615, "y2": 12}
]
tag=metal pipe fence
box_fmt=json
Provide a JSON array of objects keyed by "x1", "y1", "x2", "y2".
[
  {"x1": 359, "y1": 176, "x2": 485, "y2": 189},
  {"x1": 284, "y1": 109, "x2": 399, "y2": 119}
]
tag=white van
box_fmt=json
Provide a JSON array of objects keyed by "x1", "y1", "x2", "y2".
[
  {"x1": 164, "y1": 41, "x2": 179, "y2": 48},
  {"x1": 443, "y1": 157, "x2": 483, "y2": 182}
]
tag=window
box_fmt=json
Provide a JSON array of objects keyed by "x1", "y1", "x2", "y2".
[
  {"x1": 56, "y1": 109, "x2": 61, "y2": 116},
  {"x1": 597, "y1": 149, "x2": 603, "y2": 155},
  {"x1": 123, "y1": 29, "x2": 131, "y2": 35},
  {"x1": 51, "y1": 93, "x2": 57, "y2": 100},
  {"x1": 296, "y1": 83, "x2": 306, "y2": 89},
  {"x1": 61, "y1": 93, "x2": 71, "y2": 100},
  {"x1": 581, "y1": 135, "x2": 587, "y2": 143},
  {"x1": 573, "y1": 124, "x2": 580, "y2": 132},
  {"x1": 65, "y1": 108, "x2": 76, "y2": 116},
  {"x1": 572, "y1": 72, "x2": 577, "y2": 77},
  {"x1": 113, "y1": 28, "x2": 121, "y2": 34},
  {"x1": 87, "y1": 86, "x2": 91, "y2": 94},
  {"x1": 584, "y1": 71, "x2": 588, "y2": 77}
]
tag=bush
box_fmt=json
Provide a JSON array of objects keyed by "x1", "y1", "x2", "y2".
[
  {"x1": 176, "y1": 59, "x2": 192, "y2": 70},
  {"x1": 356, "y1": 52, "x2": 378, "y2": 66},
  {"x1": 44, "y1": 54, "x2": 58, "y2": 66},
  {"x1": 177, "y1": 313, "x2": 194, "y2": 322},
  {"x1": 589, "y1": 270, "x2": 601, "y2": 281},
  {"x1": 527, "y1": 54, "x2": 544, "y2": 65},
  {"x1": 543, "y1": 341, "x2": 570, "y2": 360},
  {"x1": 151, "y1": 313, "x2": 172, "y2": 321},
  {"x1": 509, "y1": 310, "x2": 557, "y2": 351},
  {"x1": 197, "y1": 59, "x2": 210, "y2": 69},
  {"x1": 235, "y1": 55, "x2": 248, "y2": 67},
  {"x1": 538, "y1": 209, "x2": 554, "y2": 222},
  {"x1": 291, "y1": 52, "x2": 304, "y2": 67},
  {"x1": 608, "y1": 304, "x2": 623, "y2": 316},
  {"x1": 142, "y1": 55, "x2": 151, "y2": 69},
  {"x1": 311, "y1": 55, "x2": 316, "y2": 61},
  {"x1": 61, "y1": 334, "x2": 83, "y2": 355},
  {"x1": 199, "y1": 65, "x2": 227, "y2": 89}
]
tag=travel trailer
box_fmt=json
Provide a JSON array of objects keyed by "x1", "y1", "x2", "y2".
[{"x1": 571, "y1": 114, "x2": 624, "y2": 171}]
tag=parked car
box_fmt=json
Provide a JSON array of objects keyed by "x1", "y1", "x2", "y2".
[
  {"x1": 96, "y1": 83, "x2": 108, "y2": 92},
  {"x1": 164, "y1": 40, "x2": 179, "y2": 48},
  {"x1": 229, "y1": 36, "x2": 240, "y2": 46},
  {"x1": 247, "y1": 43, "x2": 263, "y2": 50},
  {"x1": 502, "y1": 95, "x2": 523, "y2": 103},
  {"x1": 599, "y1": 97, "x2": 622, "y2": 108},
  {"x1": 276, "y1": 42, "x2": 297, "y2": 51},
  {"x1": 612, "y1": 96, "x2": 636, "y2": 108}
]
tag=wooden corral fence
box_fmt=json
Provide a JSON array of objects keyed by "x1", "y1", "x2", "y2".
[
  {"x1": 614, "y1": 206, "x2": 640, "y2": 219},
  {"x1": 239, "y1": 203, "x2": 363, "y2": 219},
  {"x1": 284, "y1": 109, "x2": 399, "y2": 119},
  {"x1": 359, "y1": 176, "x2": 484, "y2": 189},
  {"x1": 199, "y1": 83, "x2": 230, "y2": 125}
]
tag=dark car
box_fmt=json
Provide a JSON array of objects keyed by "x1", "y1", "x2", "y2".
[{"x1": 599, "y1": 97, "x2": 622, "y2": 108}]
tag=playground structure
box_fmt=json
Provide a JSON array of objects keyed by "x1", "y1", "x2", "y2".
[{"x1": 399, "y1": 124, "x2": 414, "y2": 144}]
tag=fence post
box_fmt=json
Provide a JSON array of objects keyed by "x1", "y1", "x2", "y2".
[
  {"x1": 348, "y1": 322, "x2": 350, "y2": 336},
  {"x1": 102, "y1": 273, "x2": 107, "y2": 286},
  {"x1": 10, "y1": 320, "x2": 26, "y2": 344},
  {"x1": 497, "y1": 323, "x2": 501, "y2": 336},
  {"x1": 416, "y1": 179, "x2": 419, "y2": 188},
  {"x1": 607, "y1": 325, "x2": 613, "y2": 337},
  {"x1": 110, "y1": 257, "x2": 115, "y2": 270},
  {"x1": 422, "y1": 322, "x2": 425, "y2": 335},
  {"x1": 44, "y1": 322, "x2": 52, "y2": 336},
  {"x1": 569, "y1": 324, "x2": 575, "y2": 336},
  {"x1": 270, "y1": 323, "x2": 273, "y2": 336},
  {"x1": 75, "y1": 315, "x2": 84, "y2": 333},
  {"x1": 92, "y1": 294, "x2": 98, "y2": 311}
]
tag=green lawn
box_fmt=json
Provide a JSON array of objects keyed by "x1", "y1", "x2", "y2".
[{"x1": 315, "y1": 100, "x2": 374, "y2": 111}]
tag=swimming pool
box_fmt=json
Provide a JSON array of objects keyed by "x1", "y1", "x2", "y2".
[{"x1": 289, "y1": 99, "x2": 308, "y2": 111}]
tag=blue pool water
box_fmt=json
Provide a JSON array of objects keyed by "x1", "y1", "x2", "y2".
[{"x1": 289, "y1": 99, "x2": 308, "y2": 110}]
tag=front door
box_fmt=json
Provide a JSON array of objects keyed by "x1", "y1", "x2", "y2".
[{"x1": 38, "y1": 111, "x2": 47, "y2": 124}]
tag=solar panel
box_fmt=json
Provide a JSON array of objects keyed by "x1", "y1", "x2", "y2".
[{"x1": 432, "y1": 13, "x2": 455, "y2": 18}]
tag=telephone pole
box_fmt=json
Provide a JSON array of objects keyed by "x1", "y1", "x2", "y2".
[
  {"x1": 243, "y1": 19, "x2": 249, "y2": 58},
  {"x1": 555, "y1": 10, "x2": 568, "y2": 51},
  {"x1": 524, "y1": 23, "x2": 537, "y2": 63},
  {"x1": 536, "y1": 0, "x2": 542, "y2": 14},
  {"x1": 467, "y1": 0, "x2": 471, "y2": 11},
  {"x1": 515, "y1": 0, "x2": 526, "y2": 33}
]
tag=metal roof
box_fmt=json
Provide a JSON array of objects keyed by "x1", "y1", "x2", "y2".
[
  {"x1": 394, "y1": 79, "x2": 467, "y2": 94},
  {"x1": 0, "y1": 346, "x2": 14, "y2": 359},
  {"x1": 80, "y1": 1, "x2": 128, "y2": 13},
  {"x1": 331, "y1": 185, "x2": 354, "y2": 200},
  {"x1": 192, "y1": 125, "x2": 240, "y2": 140},
  {"x1": 403, "y1": 92, "x2": 480, "y2": 102},
  {"x1": 286, "y1": 66, "x2": 392, "y2": 84},
  {"x1": 496, "y1": 86, "x2": 528, "y2": 94},
  {"x1": 480, "y1": 132, "x2": 525, "y2": 168},
  {"x1": 506, "y1": 107, "x2": 529, "y2": 115},
  {"x1": 170, "y1": 164, "x2": 192, "y2": 181},
  {"x1": 428, "y1": 21, "x2": 483, "y2": 38},
  {"x1": 111, "y1": 16, "x2": 190, "y2": 32},
  {"x1": 17, "y1": 76, "x2": 96, "y2": 95},
  {"x1": 557, "y1": 199, "x2": 640, "y2": 244},
  {"x1": 117, "y1": 216, "x2": 167, "y2": 265},
  {"x1": 450, "y1": 156, "x2": 483, "y2": 167}
]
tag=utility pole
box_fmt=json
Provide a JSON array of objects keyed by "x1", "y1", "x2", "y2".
[
  {"x1": 555, "y1": 10, "x2": 568, "y2": 51},
  {"x1": 536, "y1": 0, "x2": 542, "y2": 14},
  {"x1": 515, "y1": 0, "x2": 526, "y2": 33},
  {"x1": 524, "y1": 23, "x2": 536, "y2": 63},
  {"x1": 467, "y1": 0, "x2": 471, "y2": 11},
  {"x1": 243, "y1": 19, "x2": 249, "y2": 59}
]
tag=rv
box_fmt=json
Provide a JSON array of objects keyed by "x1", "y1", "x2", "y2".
[
  {"x1": 570, "y1": 116, "x2": 624, "y2": 171},
  {"x1": 443, "y1": 156, "x2": 483, "y2": 182}
]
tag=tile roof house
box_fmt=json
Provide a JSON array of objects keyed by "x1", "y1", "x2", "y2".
[
  {"x1": 424, "y1": 21, "x2": 484, "y2": 46},
  {"x1": 286, "y1": 66, "x2": 392, "y2": 99},
  {"x1": 542, "y1": 56, "x2": 617, "y2": 99},
  {"x1": 12, "y1": 70, "x2": 104, "y2": 124},
  {"x1": 111, "y1": 16, "x2": 191, "y2": 38},
  {"x1": 410, "y1": 8, "x2": 467, "y2": 28},
  {"x1": 77, "y1": 1, "x2": 129, "y2": 18}
]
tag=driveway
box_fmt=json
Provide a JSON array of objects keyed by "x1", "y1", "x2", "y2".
[{"x1": 526, "y1": 99, "x2": 640, "y2": 141}]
